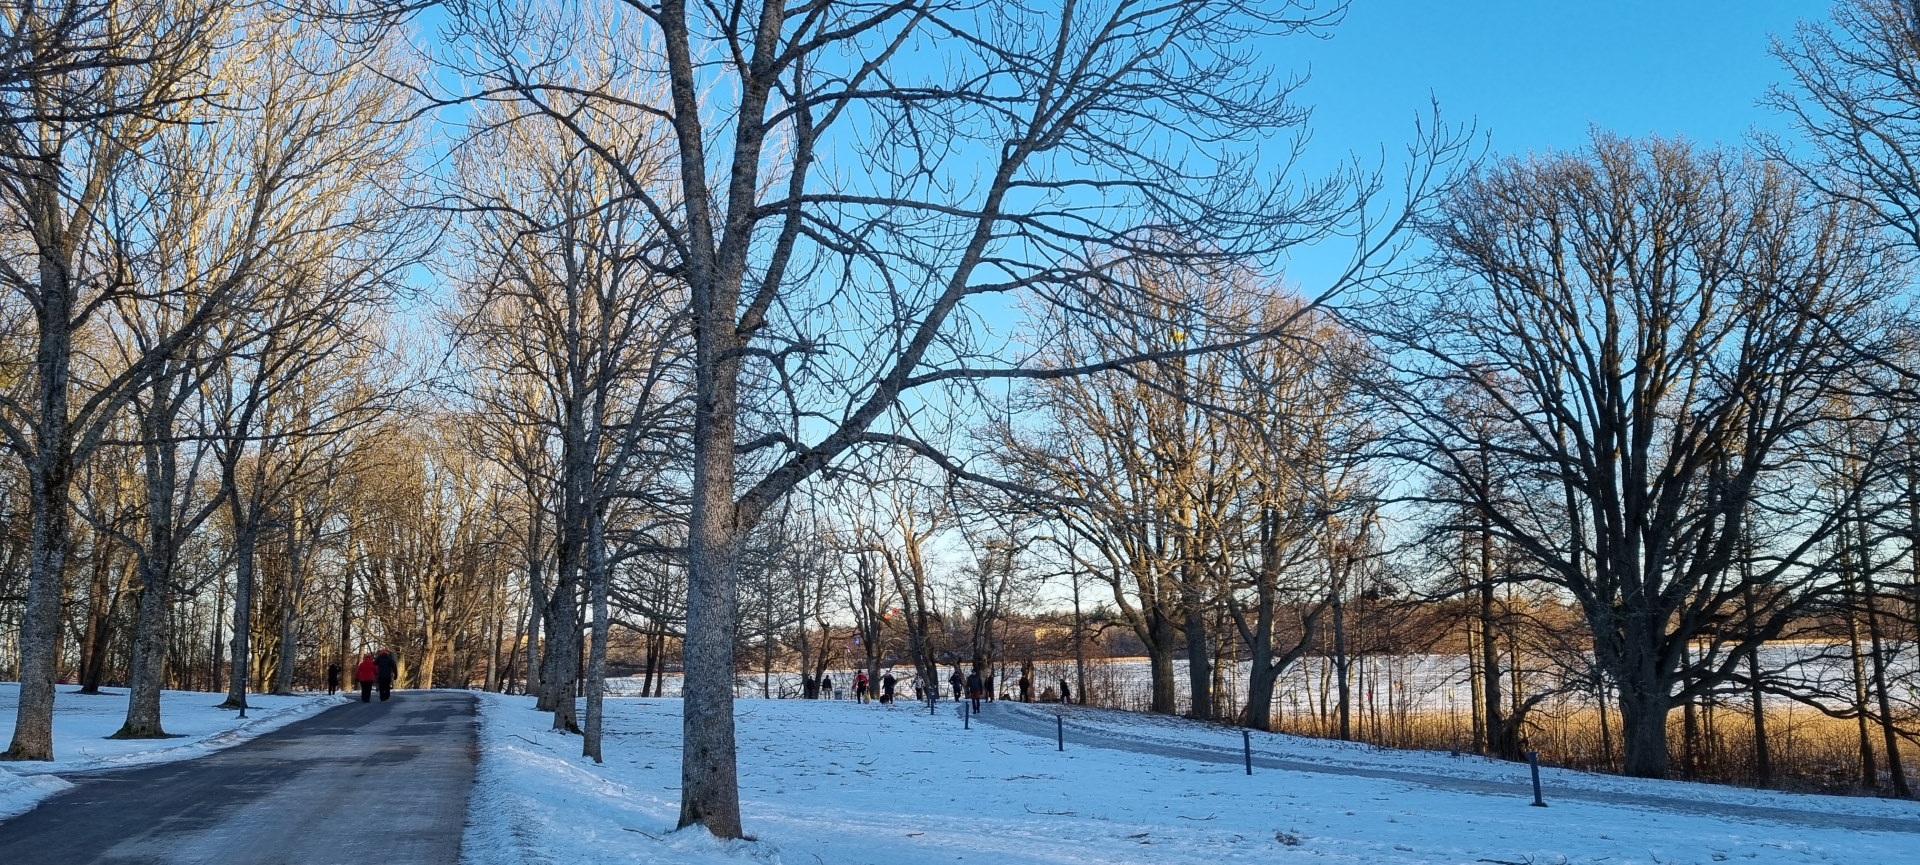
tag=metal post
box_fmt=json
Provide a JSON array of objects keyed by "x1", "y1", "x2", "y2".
[
  {"x1": 964, "y1": 702, "x2": 970, "y2": 730},
  {"x1": 1527, "y1": 750, "x2": 1547, "y2": 807},
  {"x1": 1243, "y1": 730, "x2": 1253, "y2": 775},
  {"x1": 1057, "y1": 715, "x2": 1064, "y2": 751}
]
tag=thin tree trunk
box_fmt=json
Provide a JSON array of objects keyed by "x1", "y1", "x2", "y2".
[
  {"x1": 583, "y1": 507, "x2": 611, "y2": 762},
  {"x1": 77, "y1": 545, "x2": 116, "y2": 694},
  {"x1": 1332, "y1": 580, "x2": 1350, "y2": 742},
  {"x1": 338, "y1": 540, "x2": 355, "y2": 686},
  {"x1": 1181, "y1": 554, "x2": 1212, "y2": 721},
  {"x1": 119, "y1": 396, "x2": 181, "y2": 738},
  {"x1": 273, "y1": 505, "x2": 304, "y2": 695},
  {"x1": 1846, "y1": 568, "x2": 1877, "y2": 791},
  {"x1": 221, "y1": 499, "x2": 260, "y2": 709},
  {"x1": 1862, "y1": 570, "x2": 1906, "y2": 796}
]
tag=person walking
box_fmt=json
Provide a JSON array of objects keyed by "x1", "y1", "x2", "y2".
[
  {"x1": 375, "y1": 649, "x2": 398, "y2": 702},
  {"x1": 965, "y1": 669, "x2": 983, "y2": 713},
  {"x1": 880, "y1": 671, "x2": 897, "y2": 705},
  {"x1": 326, "y1": 662, "x2": 342, "y2": 696},
  {"x1": 1018, "y1": 673, "x2": 1032, "y2": 703},
  {"x1": 1060, "y1": 678, "x2": 1072, "y2": 705},
  {"x1": 822, "y1": 675, "x2": 834, "y2": 699},
  {"x1": 355, "y1": 654, "x2": 377, "y2": 703},
  {"x1": 984, "y1": 673, "x2": 996, "y2": 702},
  {"x1": 949, "y1": 668, "x2": 964, "y2": 701},
  {"x1": 911, "y1": 675, "x2": 923, "y2": 702},
  {"x1": 854, "y1": 672, "x2": 869, "y2": 704}
]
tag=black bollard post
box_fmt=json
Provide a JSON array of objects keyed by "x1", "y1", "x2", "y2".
[
  {"x1": 1527, "y1": 750, "x2": 1547, "y2": 807},
  {"x1": 1243, "y1": 730, "x2": 1252, "y2": 775},
  {"x1": 964, "y1": 702, "x2": 970, "y2": 730},
  {"x1": 1057, "y1": 715, "x2": 1064, "y2": 751}
]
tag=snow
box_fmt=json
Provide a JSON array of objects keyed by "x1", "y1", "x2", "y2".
[
  {"x1": 1037, "y1": 702, "x2": 1920, "y2": 821},
  {"x1": 463, "y1": 692, "x2": 1919, "y2": 865},
  {"x1": 0, "y1": 683, "x2": 345, "y2": 819}
]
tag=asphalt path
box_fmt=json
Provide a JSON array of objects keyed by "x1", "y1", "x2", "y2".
[
  {"x1": 0, "y1": 690, "x2": 476, "y2": 865},
  {"x1": 973, "y1": 701, "x2": 1920, "y2": 836}
]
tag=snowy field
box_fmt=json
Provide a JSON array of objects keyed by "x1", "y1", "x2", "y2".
[
  {"x1": 0, "y1": 683, "x2": 345, "y2": 818},
  {"x1": 463, "y1": 693, "x2": 1918, "y2": 865}
]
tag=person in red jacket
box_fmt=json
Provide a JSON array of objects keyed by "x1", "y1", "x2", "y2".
[{"x1": 355, "y1": 653, "x2": 377, "y2": 703}]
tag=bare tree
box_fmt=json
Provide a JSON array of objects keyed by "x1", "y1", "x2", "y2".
[
  {"x1": 1372, "y1": 134, "x2": 1904, "y2": 778},
  {"x1": 435, "y1": 0, "x2": 1464, "y2": 830},
  {"x1": 0, "y1": 0, "x2": 232, "y2": 760},
  {"x1": 441, "y1": 14, "x2": 689, "y2": 753}
]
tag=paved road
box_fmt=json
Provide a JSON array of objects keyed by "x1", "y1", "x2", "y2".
[
  {"x1": 975, "y1": 702, "x2": 1920, "y2": 835},
  {"x1": 0, "y1": 690, "x2": 476, "y2": 864}
]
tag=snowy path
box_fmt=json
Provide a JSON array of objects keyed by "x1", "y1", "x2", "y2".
[
  {"x1": 0, "y1": 690, "x2": 476, "y2": 864},
  {"x1": 975, "y1": 701, "x2": 1920, "y2": 835}
]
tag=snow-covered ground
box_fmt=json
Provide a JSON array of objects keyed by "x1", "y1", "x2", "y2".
[
  {"x1": 464, "y1": 693, "x2": 1918, "y2": 865},
  {"x1": 1037, "y1": 702, "x2": 1920, "y2": 821},
  {"x1": 0, "y1": 683, "x2": 345, "y2": 819}
]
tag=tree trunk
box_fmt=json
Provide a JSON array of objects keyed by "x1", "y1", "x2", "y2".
[
  {"x1": 338, "y1": 540, "x2": 356, "y2": 687},
  {"x1": 273, "y1": 505, "x2": 305, "y2": 695},
  {"x1": 116, "y1": 559, "x2": 171, "y2": 738},
  {"x1": 419, "y1": 604, "x2": 440, "y2": 690},
  {"x1": 524, "y1": 559, "x2": 545, "y2": 699},
  {"x1": 77, "y1": 548, "x2": 117, "y2": 694},
  {"x1": 1332, "y1": 587, "x2": 1350, "y2": 741},
  {"x1": 484, "y1": 567, "x2": 503, "y2": 693},
  {"x1": 6, "y1": 453, "x2": 73, "y2": 761},
  {"x1": 1864, "y1": 587, "x2": 1909, "y2": 797},
  {"x1": 540, "y1": 578, "x2": 580, "y2": 728},
  {"x1": 1146, "y1": 610, "x2": 1177, "y2": 714},
  {"x1": 1617, "y1": 678, "x2": 1671, "y2": 779},
  {"x1": 5, "y1": 250, "x2": 78, "y2": 761},
  {"x1": 1842, "y1": 565, "x2": 1877, "y2": 791},
  {"x1": 1181, "y1": 559, "x2": 1212, "y2": 721},
  {"x1": 221, "y1": 503, "x2": 260, "y2": 709},
  {"x1": 583, "y1": 506, "x2": 611, "y2": 763},
  {"x1": 679, "y1": 396, "x2": 743, "y2": 836}
]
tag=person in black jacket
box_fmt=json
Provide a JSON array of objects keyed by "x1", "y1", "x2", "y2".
[
  {"x1": 880, "y1": 671, "x2": 896, "y2": 705},
  {"x1": 374, "y1": 649, "x2": 398, "y2": 701},
  {"x1": 326, "y1": 662, "x2": 342, "y2": 696},
  {"x1": 1060, "y1": 679, "x2": 1072, "y2": 705},
  {"x1": 949, "y1": 669, "x2": 964, "y2": 701},
  {"x1": 965, "y1": 669, "x2": 983, "y2": 713}
]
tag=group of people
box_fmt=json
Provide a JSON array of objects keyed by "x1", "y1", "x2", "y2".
[
  {"x1": 823, "y1": 667, "x2": 1075, "y2": 712},
  {"x1": 842, "y1": 671, "x2": 903, "y2": 704},
  {"x1": 323, "y1": 649, "x2": 399, "y2": 703},
  {"x1": 946, "y1": 667, "x2": 1072, "y2": 712}
]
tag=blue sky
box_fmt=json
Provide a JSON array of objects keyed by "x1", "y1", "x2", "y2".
[
  {"x1": 1270, "y1": 0, "x2": 1819, "y2": 289},
  {"x1": 1294, "y1": 1, "x2": 1813, "y2": 157}
]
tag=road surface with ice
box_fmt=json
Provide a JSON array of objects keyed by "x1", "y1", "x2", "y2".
[{"x1": 0, "y1": 690, "x2": 475, "y2": 865}]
